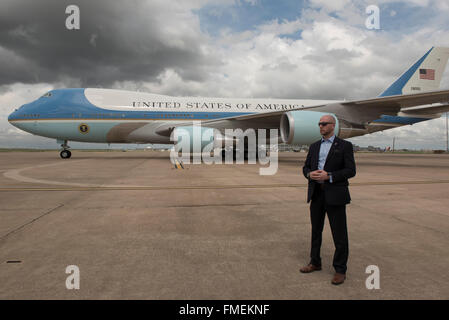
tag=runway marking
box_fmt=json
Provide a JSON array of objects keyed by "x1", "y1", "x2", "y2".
[
  {"x1": 3, "y1": 160, "x2": 143, "y2": 188},
  {"x1": 0, "y1": 204, "x2": 64, "y2": 241},
  {"x1": 1, "y1": 180, "x2": 449, "y2": 192},
  {"x1": 4, "y1": 160, "x2": 449, "y2": 191}
]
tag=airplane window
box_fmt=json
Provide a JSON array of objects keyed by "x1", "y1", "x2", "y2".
[{"x1": 42, "y1": 92, "x2": 52, "y2": 98}]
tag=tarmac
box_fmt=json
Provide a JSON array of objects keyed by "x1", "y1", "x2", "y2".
[{"x1": 0, "y1": 150, "x2": 448, "y2": 299}]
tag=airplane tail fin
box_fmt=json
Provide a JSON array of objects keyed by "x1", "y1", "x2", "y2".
[{"x1": 379, "y1": 47, "x2": 449, "y2": 97}]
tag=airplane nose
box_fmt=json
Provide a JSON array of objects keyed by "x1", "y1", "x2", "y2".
[
  {"x1": 8, "y1": 107, "x2": 21, "y2": 127},
  {"x1": 8, "y1": 109, "x2": 18, "y2": 122},
  {"x1": 8, "y1": 111, "x2": 15, "y2": 122}
]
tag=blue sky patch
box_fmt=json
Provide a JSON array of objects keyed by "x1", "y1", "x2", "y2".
[{"x1": 195, "y1": 0, "x2": 307, "y2": 37}]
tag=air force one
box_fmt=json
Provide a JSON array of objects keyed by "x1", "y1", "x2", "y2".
[{"x1": 8, "y1": 47, "x2": 449, "y2": 159}]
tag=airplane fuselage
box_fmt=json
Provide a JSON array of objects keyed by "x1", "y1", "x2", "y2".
[{"x1": 8, "y1": 88, "x2": 341, "y2": 144}]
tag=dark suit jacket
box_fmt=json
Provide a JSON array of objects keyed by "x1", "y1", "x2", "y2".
[{"x1": 303, "y1": 136, "x2": 356, "y2": 205}]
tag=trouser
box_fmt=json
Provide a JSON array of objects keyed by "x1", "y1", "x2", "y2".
[{"x1": 309, "y1": 183, "x2": 349, "y2": 274}]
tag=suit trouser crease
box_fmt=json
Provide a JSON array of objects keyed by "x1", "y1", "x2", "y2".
[{"x1": 309, "y1": 184, "x2": 349, "y2": 274}]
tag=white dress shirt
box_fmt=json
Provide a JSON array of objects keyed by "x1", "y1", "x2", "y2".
[{"x1": 317, "y1": 134, "x2": 335, "y2": 183}]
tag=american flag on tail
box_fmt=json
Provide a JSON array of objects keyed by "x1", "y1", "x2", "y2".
[{"x1": 419, "y1": 68, "x2": 435, "y2": 80}]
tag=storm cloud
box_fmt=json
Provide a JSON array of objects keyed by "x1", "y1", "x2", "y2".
[{"x1": 0, "y1": 0, "x2": 219, "y2": 87}]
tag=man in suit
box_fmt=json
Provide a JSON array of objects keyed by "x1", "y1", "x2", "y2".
[{"x1": 300, "y1": 114, "x2": 356, "y2": 285}]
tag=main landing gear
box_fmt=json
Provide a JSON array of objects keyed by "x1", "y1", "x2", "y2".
[{"x1": 59, "y1": 140, "x2": 71, "y2": 159}]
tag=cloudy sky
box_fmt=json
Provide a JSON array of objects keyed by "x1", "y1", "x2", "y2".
[{"x1": 1, "y1": 0, "x2": 449, "y2": 149}]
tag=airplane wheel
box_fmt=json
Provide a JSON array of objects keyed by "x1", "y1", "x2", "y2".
[{"x1": 60, "y1": 150, "x2": 71, "y2": 159}]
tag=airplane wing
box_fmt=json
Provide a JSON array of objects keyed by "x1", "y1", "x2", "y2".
[
  {"x1": 203, "y1": 89, "x2": 449, "y2": 124},
  {"x1": 400, "y1": 102, "x2": 449, "y2": 115},
  {"x1": 156, "y1": 89, "x2": 449, "y2": 136}
]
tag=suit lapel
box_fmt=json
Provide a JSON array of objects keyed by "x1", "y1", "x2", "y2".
[{"x1": 313, "y1": 141, "x2": 320, "y2": 169}]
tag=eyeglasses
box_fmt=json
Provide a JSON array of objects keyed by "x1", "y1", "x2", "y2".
[{"x1": 318, "y1": 122, "x2": 335, "y2": 127}]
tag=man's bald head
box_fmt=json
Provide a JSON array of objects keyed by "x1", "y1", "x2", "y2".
[
  {"x1": 320, "y1": 115, "x2": 335, "y2": 123},
  {"x1": 319, "y1": 114, "x2": 336, "y2": 138}
]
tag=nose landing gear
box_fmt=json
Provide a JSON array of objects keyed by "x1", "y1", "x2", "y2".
[
  {"x1": 59, "y1": 140, "x2": 71, "y2": 159},
  {"x1": 60, "y1": 149, "x2": 72, "y2": 159}
]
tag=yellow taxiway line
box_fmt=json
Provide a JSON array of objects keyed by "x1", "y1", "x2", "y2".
[{"x1": 1, "y1": 179, "x2": 449, "y2": 192}]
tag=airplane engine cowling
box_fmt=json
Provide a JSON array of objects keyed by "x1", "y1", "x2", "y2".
[
  {"x1": 280, "y1": 111, "x2": 339, "y2": 145},
  {"x1": 172, "y1": 126, "x2": 222, "y2": 152}
]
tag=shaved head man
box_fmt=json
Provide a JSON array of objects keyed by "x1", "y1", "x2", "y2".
[
  {"x1": 319, "y1": 115, "x2": 336, "y2": 139},
  {"x1": 300, "y1": 114, "x2": 356, "y2": 285}
]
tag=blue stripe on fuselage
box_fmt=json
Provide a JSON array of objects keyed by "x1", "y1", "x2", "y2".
[{"x1": 8, "y1": 88, "x2": 254, "y2": 121}]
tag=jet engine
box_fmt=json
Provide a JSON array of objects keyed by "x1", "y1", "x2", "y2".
[{"x1": 280, "y1": 111, "x2": 340, "y2": 145}]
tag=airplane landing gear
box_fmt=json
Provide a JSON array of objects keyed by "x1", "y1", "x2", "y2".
[
  {"x1": 59, "y1": 140, "x2": 71, "y2": 159},
  {"x1": 60, "y1": 149, "x2": 72, "y2": 159}
]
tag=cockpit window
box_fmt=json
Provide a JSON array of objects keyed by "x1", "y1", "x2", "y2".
[{"x1": 42, "y1": 92, "x2": 52, "y2": 98}]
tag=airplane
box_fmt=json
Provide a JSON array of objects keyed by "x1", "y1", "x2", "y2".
[{"x1": 7, "y1": 47, "x2": 449, "y2": 159}]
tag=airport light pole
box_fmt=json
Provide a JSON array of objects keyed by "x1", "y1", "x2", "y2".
[
  {"x1": 392, "y1": 137, "x2": 395, "y2": 153},
  {"x1": 446, "y1": 112, "x2": 449, "y2": 152}
]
